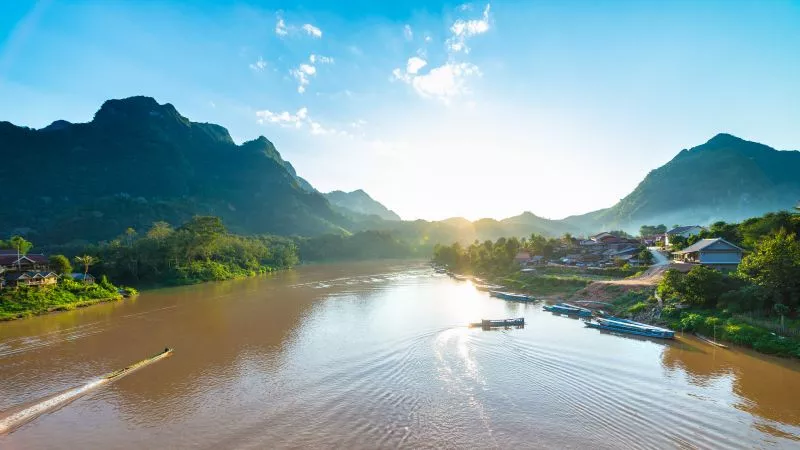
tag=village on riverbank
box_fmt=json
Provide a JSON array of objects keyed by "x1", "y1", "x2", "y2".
[{"x1": 433, "y1": 210, "x2": 800, "y2": 358}]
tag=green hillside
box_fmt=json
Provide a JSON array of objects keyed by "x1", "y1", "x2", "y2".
[{"x1": 0, "y1": 96, "x2": 348, "y2": 243}]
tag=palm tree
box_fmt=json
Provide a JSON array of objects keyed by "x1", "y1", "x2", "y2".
[
  {"x1": 9, "y1": 236, "x2": 32, "y2": 272},
  {"x1": 74, "y1": 255, "x2": 98, "y2": 284}
]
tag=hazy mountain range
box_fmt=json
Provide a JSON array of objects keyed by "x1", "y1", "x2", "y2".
[{"x1": 1, "y1": 96, "x2": 797, "y2": 245}]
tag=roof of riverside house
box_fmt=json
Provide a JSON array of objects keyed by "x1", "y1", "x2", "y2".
[
  {"x1": 610, "y1": 246, "x2": 640, "y2": 256},
  {"x1": 0, "y1": 253, "x2": 49, "y2": 265},
  {"x1": 666, "y1": 225, "x2": 703, "y2": 235},
  {"x1": 674, "y1": 238, "x2": 744, "y2": 254},
  {"x1": 70, "y1": 273, "x2": 95, "y2": 280},
  {"x1": 4, "y1": 271, "x2": 57, "y2": 280}
]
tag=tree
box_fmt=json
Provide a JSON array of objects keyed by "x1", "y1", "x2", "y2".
[
  {"x1": 74, "y1": 255, "x2": 98, "y2": 283},
  {"x1": 146, "y1": 221, "x2": 174, "y2": 241},
  {"x1": 49, "y1": 254, "x2": 73, "y2": 275},
  {"x1": 123, "y1": 227, "x2": 138, "y2": 247},
  {"x1": 738, "y1": 229, "x2": 800, "y2": 311},
  {"x1": 657, "y1": 266, "x2": 732, "y2": 308},
  {"x1": 9, "y1": 235, "x2": 33, "y2": 271}
]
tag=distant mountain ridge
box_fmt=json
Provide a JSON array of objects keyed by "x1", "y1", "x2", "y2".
[
  {"x1": 563, "y1": 133, "x2": 800, "y2": 232},
  {"x1": 0, "y1": 96, "x2": 348, "y2": 242},
  {"x1": 324, "y1": 190, "x2": 401, "y2": 221},
  {"x1": 1, "y1": 96, "x2": 797, "y2": 245}
]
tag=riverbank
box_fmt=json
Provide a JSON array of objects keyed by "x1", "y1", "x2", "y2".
[
  {"x1": 578, "y1": 283, "x2": 800, "y2": 359},
  {"x1": 0, "y1": 279, "x2": 134, "y2": 321}
]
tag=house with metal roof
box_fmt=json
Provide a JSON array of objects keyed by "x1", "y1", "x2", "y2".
[
  {"x1": 664, "y1": 225, "x2": 704, "y2": 246},
  {"x1": 0, "y1": 250, "x2": 50, "y2": 272},
  {"x1": 3, "y1": 271, "x2": 58, "y2": 288},
  {"x1": 673, "y1": 238, "x2": 744, "y2": 271}
]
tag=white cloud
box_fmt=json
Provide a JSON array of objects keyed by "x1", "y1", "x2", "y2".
[
  {"x1": 275, "y1": 16, "x2": 288, "y2": 36},
  {"x1": 256, "y1": 107, "x2": 308, "y2": 127},
  {"x1": 411, "y1": 62, "x2": 481, "y2": 100},
  {"x1": 406, "y1": 57, "x2": 427, "y2": 75},
  {"x1": 403, "y1": 24, "x2": 413, "y2": 41},
  {"x1": 447, "y1": 3, "x2": 491, "y2": 53},
  {"x1": 309, "y1": 54, "x2": 334, "y2": 64},
  {"x1": 302, "y1": 23, "x2": 322, "y2": 38},
  {"x1": 249, "y1": 56, "x2": 267, "y2": 71},
  {"x1": 256, "y1": 107, "x2": 351, "y2": 138},
  {"x1": 291, "y1": 55, "x2": 334, "y2": 94},
  {"x1": 392, "y1": 3, "x2": 490, "y2": 101},
  {"x1": 291, "y1": 64, "x2": 316, "y2": 93}
]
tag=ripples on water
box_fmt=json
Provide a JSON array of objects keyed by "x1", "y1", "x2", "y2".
[{"x1": 1, "y1": 261, "x2": 799, "y2": 448}]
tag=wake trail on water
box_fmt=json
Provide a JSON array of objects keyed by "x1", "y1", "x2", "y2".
[{"x1": 0, "y1": 349, "x2": 173, "y2": 436}]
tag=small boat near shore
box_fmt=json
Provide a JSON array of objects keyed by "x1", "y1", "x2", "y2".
[
  {"x1": 469, "y1": 318, "x2": 525, "y2": 328},
  {"x1": 475, "y1": 283, "x2": 504, "y2": 291},
  {"x1": 543, "y1": 303, "x2": 593, "y2": 317},
  {"x1": 695, "y1": 333, "x2": 729, "y2": 348},
  {"x1": 586, "y1": 317, "x2": 675, "y2": 339},
  {"x1": 489, "y1": 291, "x2": 535, "y2": 302}
]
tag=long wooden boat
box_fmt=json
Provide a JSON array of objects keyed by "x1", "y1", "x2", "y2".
[
  {"x1": 695, "y1": 333, "x2": 729, "y2": 348},
  {"x1": 475, "y1": 283, "x2": 504, "y2": 291},
  {"x1": 587, "y1": 318, "x2": 675, "y2": 339},
  {"x1": 543, "y1": 303, "x2": 593, "y2": 317},
  {"x1": 103, "y1": 348, "x2": 175, "y2": 380},
  {"x1": 489, "y1": 291, "x2": 535, "y2": 302},
  {"x1": 470, "y1": 318, "x2": 525, "y2": 328}
]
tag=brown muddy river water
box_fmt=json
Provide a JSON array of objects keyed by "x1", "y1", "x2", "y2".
[{"x1": 1, "y1": 261, "x2": 799, "y2": 448}]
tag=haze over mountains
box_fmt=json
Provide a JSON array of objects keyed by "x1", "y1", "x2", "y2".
[
  {"x1": 324, "y1": 190, "x2": 401, "y2": 221},
  {"x1": 1, "y1": 96, "x2": 798, "y2": 245},
  {"x1": 563, "y1": 133, "x2": 800, "y2": 231}
]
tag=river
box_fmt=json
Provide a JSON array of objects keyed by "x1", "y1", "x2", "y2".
[{"x1": 1, "y1": 261, "x2": 799, "y2": 448}]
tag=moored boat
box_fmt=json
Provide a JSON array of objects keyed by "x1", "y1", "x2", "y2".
[
  {"x1": 586, "y1": 317, "x2": 675, "y2": 339},
  {"x1": 543, "y1": 302, "x2": 593, "y2": 317},
  {"x1": 489, "y1": 291, "x2": 535, "y2": 302},
  {"x1": 475, "y1": 283, "x2": 504, "y2": 291},
  {"x1": 470, "y1": 318, "x2": 525, "y2": 328}
]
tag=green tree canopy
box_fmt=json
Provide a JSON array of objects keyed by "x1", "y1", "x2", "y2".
[
  {"x1": 9, "y1": 235, "x2": 33, "y2": 256},
  {"x1": 738, "y1": 229, "x2": 800, "y2": 310},
  {"x1": 48, "y1": 254, "x2": 73, "y2": 275}
]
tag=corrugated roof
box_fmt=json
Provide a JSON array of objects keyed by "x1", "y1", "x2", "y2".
[
  {"x1": 674, "y1": 238, "x2": 743, "y2": 254},
  {"x1": 666, "y1": 225, "x2": 702, "y2": 235}
]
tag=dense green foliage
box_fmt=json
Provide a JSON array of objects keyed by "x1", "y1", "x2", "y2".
[
  {"x1": 565, "y1": 133, "x2": 800, "y2": 233},
  {"x1": 657, "y1": 213, "x2": 800, "y2": 357},
  {"x1": 659, "y1": 210, "x2": 800, "y2": 313},
  {"x1": 433, "y1": 237, "x2": 525, "y2": 275},
  {"x1": 673, "y1": 210, "x2": 800, "y2": 251},
  {"x1": 0, "y1": 278, "x2": 122, "y2": 321},
  {"x1": 640, "y1": 224, "x2": 667, "y2": 236},
  {"x1": 663, "y1": 309, "x2": 800, "y2": 358},
  {"x1": 48, "y1": 254, "x2": 72, "y2": 275},
  {"x1": 55, "y1": 216, "x2": 301, "y2": 286},
  {"x1": 295, "y1": 230, "x2": 419, "y2": 261}
]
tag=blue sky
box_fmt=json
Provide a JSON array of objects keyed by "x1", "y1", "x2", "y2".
[{"x1": 2, "y1": 0, "x2": 799, "y2": 221}]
